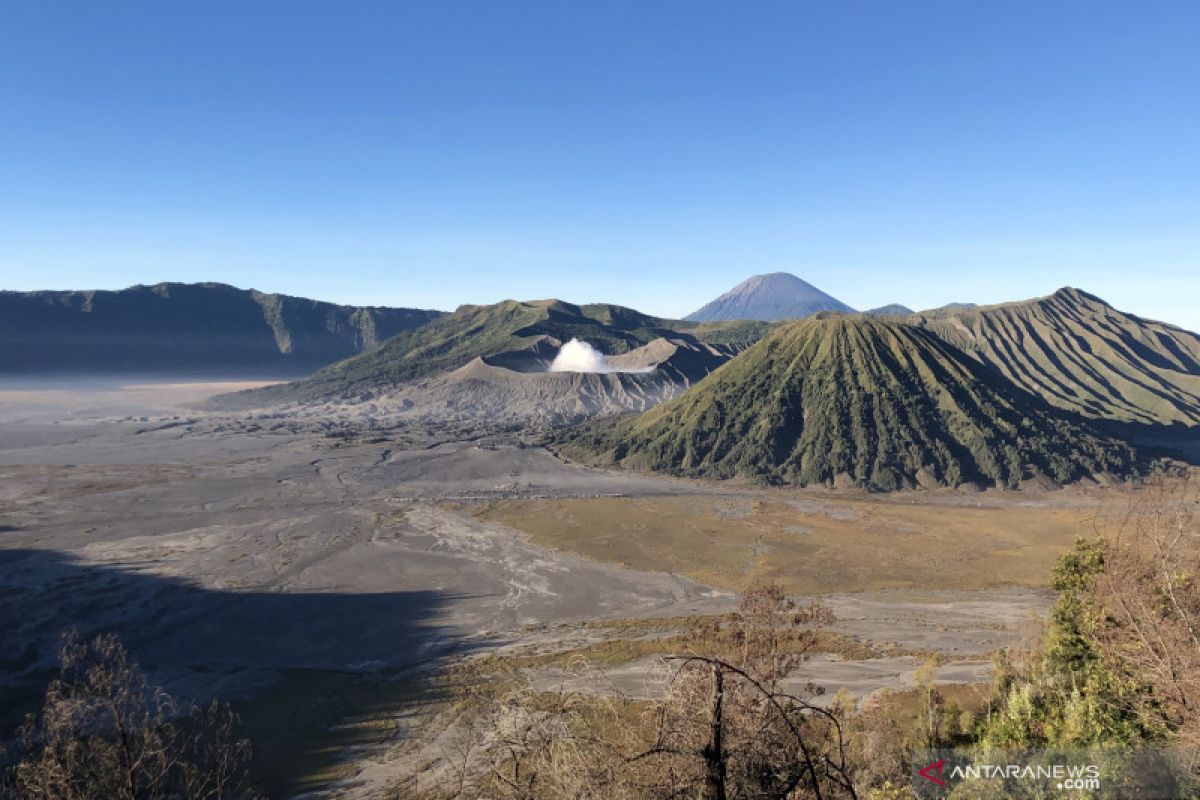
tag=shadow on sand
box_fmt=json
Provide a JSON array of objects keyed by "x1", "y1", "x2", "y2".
[{"x1": 0, "y1": 548, "x2": 492, "y2": 797}]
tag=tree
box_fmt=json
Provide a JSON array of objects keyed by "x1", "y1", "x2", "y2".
[
  {"x1": 5, "y1": 632, "x2": 258, "y2": 800},
  {"x1": 980, "y1": 537, "x2": 1160, "y2": 748},
  {"x1": 623, "y1": 584, "x2": 854, "y2": 799},
  {"x1": 416, "y1": 582, "x2": 858, "y2": 799},
  {"x1": 913, "y1": 657, "x2": 945, "y2": 750},
  {"x1": 634, "y1": 654, "x2": 857, "y2": 799},
  {"x1": 970, "y1": 476, "x2": 1200, "y2": 795},
  {"x1": 1095, "y1": 476, "x2": 1200, "y2": 750}
]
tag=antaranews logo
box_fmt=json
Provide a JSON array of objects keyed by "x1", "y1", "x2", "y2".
[
  {"x1": 911, "y1": 747, "x2": 1189, "y2": 799},
  {"x1": 917, "y1": 759, "x2": 946, "y2": 787}
]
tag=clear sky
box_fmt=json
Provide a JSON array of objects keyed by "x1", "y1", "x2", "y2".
[{"x1": 2, "y1": 1, "x2": 1198, "y2": 329}]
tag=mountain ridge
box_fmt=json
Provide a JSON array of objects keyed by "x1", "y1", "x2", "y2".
[
  {"x1": 865, "y1": 303, "x2": 915, "y2": 317},
  {"x1": 558, "y1": 314, "x2": 1148, "y2": 490},
  {"x1": 362, "y1": 337, "x2": 749, "y2": 425},
  {"x1": 0, "y1": 282, "x2": 444, "y2": 374},
  {"x1": 218, "y1": 298, "x2": 770, "y2": 407},
  {"x1": 912, "y1": 287, "x2": 1200, "y2": 426}
]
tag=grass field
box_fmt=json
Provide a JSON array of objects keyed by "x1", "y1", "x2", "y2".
[
  {"x1": 463, "y1": 617, "x2": 893, "y2": 676},
  {"x1": 471, "y1": 489, "x2": 1125, "y2": 594}
]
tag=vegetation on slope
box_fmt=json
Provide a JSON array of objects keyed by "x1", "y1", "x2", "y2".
[
  {"x1": 560, "y1": 316, "x2": 1146, "y2": 490},
  {"x1": 915, "y1": 287, "x2": 1200, "y2": 426},
  {"x1": 982, "y1": 479, "x2": 1200, "y2": 751},
  {"x1": 962, "y1": 483, "x2": 1200, "y2": 795},
  {"x1": 579, "y1": 304, "x2": 773, "y2": 346},
  {"x1": 226, "y1": 299, "x2": 770, "y2": 405}
]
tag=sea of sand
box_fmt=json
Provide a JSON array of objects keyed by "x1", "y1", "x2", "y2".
[{"x1": 0, "y1": 377, "x2": 1055, "y2": 797}]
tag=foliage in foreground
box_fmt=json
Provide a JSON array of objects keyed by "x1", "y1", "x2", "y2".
[
  {"x1": 10, "y1": 479, "x2": 1196, "y2": 799},
  {"x1": 408, "y1": 477, "x2": 1200, "y2": 799},
  {"x1": 2, "y1": 632, "x2": 259, "y2": 800},
  {"x1": 956, "y1": 479, "x2": 1200, "y2": 797},
  {"x1": 980, "y1": 478, "x2": 1200, "y2": 751},
  {"x1": 407, "y1": 584, "x2": 859, "y2": 799}
]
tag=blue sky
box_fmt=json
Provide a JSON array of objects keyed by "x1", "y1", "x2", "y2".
[{"x1": 1, "y1": 1, "x2": 1198, "y2": 329}]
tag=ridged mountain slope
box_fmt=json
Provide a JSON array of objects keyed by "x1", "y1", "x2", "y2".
[
  {"x1": 914, "y1": 288, "x2": 1200, "y2": 426},
  {"x1": 560, "y1": 316, "x2": 1144, "y2": 490}
]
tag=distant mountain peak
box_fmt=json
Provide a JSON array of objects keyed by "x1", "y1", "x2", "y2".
[
  {"x1": 684, "y1": 272, "x2": 854, "y2": 322},
  {"x1": 865, "y1": 303, "x2": 915, "y2": 317},
  {"x1": 1049, "y1": 286, "x2": 1106, "y2": 305}
]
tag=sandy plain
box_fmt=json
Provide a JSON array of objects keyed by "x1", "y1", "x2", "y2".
[{"x1": 0, "y1": 378, "x2": 1115, "y2": 798}]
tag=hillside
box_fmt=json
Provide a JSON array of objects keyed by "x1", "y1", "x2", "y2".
[
  {"x1": 919, "y1": 302, "x2": 979, "y2": 316},
  {"x1": 222, "y1": 299, "x2": 768, "y2": 406},
  {"x1": 559, "y1": 316, "x2": 1145, "y2": 490},
  {"x1": 865, "y1": 303, "x2": 915, "y2": 316},
  {"x1": 914, "y1": 288, "x2": 1200, "y2": 426},
  {"x1": 360, "y1": 338, "x2": 746, "y2": 424},
  {"x1": 685, "y1": 272, "x2": 854, "y2": 321},
  {"x1": 0, "y1": 283, "x2": 443, "y2": 374}
]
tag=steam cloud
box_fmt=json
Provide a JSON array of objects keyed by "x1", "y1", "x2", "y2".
[{"x1": 549, "y1": 339, "x2": 613, "y2": 373}]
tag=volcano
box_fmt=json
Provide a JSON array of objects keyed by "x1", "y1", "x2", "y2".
[
  {"x1": 560, "y1": 315, "x2": 1146, "y2": 490},
  {"x1": 685, "y1": 272, "x2": 854, "y2": 322}
]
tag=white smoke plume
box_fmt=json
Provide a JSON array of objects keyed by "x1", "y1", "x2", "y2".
[{"x1": 548, "y1": 339, "x2": 613, "y2": 373}]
